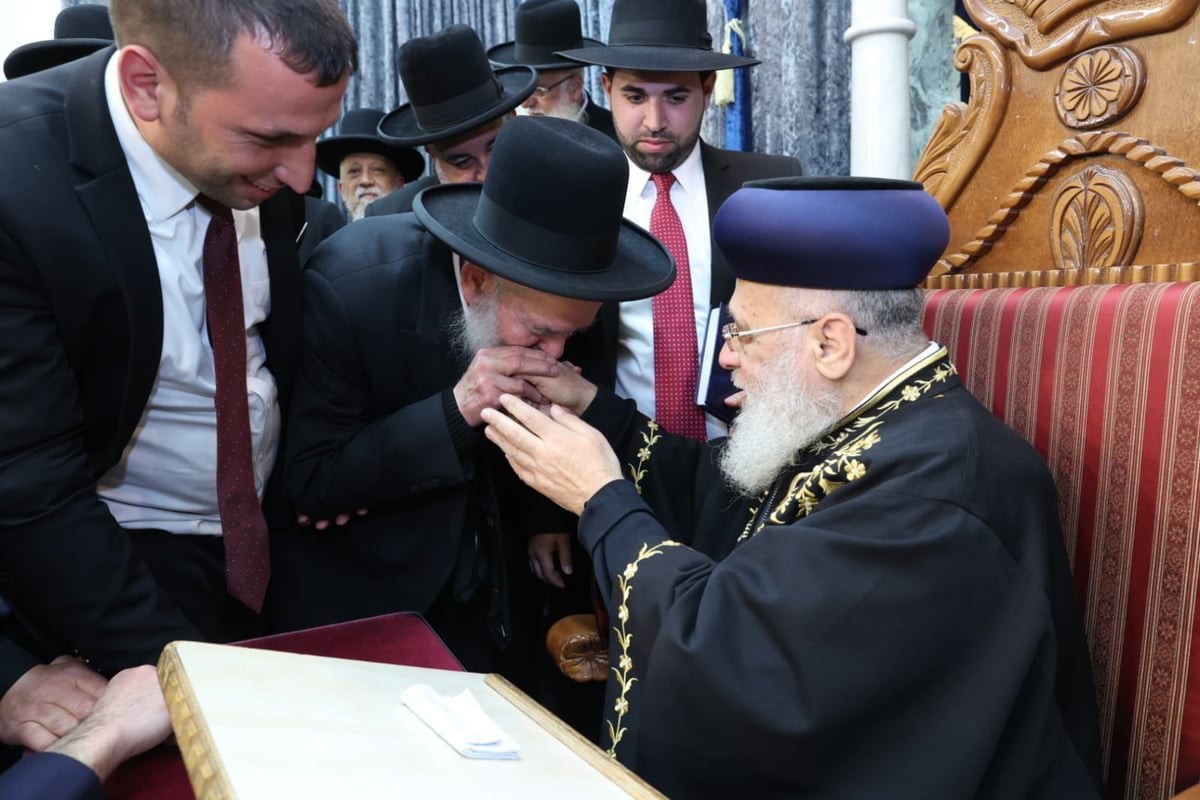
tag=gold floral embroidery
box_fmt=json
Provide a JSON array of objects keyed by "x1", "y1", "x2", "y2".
[
  {"x1": 738, "y1": 358, "x2": 956, "y2": 542},
  {"x1": 626, "y1": 420, "x2": 661, "y2": 495},
  {"x1": 605, "y1": 540, "x2": 680, "y2": 758},
  {"x1": 811, "y1": 362, "x2": 954, "y2": 457}
]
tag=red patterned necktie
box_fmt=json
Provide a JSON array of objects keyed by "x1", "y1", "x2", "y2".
[
  {"x1": 649, "y1": 172, "x2": 707, "y2": 441},
  {"x1": 197, "y1": 195, "x2": 270, "y2": 613}
]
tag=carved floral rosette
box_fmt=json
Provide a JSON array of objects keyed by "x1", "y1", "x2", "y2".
[{"x1": 1055, "y1": 46, "x2": 1145, "y2": 129}]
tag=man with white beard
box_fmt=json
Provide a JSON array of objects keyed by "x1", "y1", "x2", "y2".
[
  {"x1": 487, "y1": 0, "x2": 616, "y2": 140},
  {"x1": 315, "y1": 108, "x2": 425, "y2": 221},
  {"x1": 481, "y1": 177, "x2": 1103, "y2": 799},
  {"x1": 275, "y1": 117, "x2": 673, "y2": 695}
]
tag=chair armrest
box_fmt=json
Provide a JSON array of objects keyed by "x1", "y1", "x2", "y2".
[{"x1": 545, "y1": 614, "x2": 608, "y2": 683}]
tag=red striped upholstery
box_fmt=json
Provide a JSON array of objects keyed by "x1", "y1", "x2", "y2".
[{"x1": 924, "y1": 284, "x2": 1200, "y2": 800}]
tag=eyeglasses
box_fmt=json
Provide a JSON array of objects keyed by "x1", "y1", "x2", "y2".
[
  {"x1": 721, "y1": 317, "x2": 869, "y2": 347},
  {"x1": 532, "y1": 74, "x2": 572, "y2": 96}
]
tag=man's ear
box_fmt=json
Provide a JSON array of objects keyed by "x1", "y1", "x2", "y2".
[
  {"x1": 117, "y1": 46, "x2": 169, "y2": 123},
  {"x1": 600, "y1": 71, "x2": 613, "y2": 98},
  {"x1": 566, "y1": 72, "x2": 585, "y2": 102},
  {"x1": 700, "y1": 71, "x2": 717, "y2": 101},
  {"x1": 809, "y1": 314, "x2": 857, "y2": 382},
  {"x1": 460, "y1": 262, "x2": 492, "y2": 305}
]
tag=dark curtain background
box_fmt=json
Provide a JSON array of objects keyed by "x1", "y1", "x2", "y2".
[
  {"x1": 336, "y1": 0, "x2": 850, "y2": 173},
  {"x1": 67, "y1": 0, "x2": 852, "y2": 191}
]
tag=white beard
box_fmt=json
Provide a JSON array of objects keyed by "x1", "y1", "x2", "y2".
[
  {"x1": 515, "y1": 97, "x2": 586, "y2": 123},
  {"x1": 447, "y1": 290, "x2": 501, "y2": 358},
  {"x1": 718, "y1": 348, "x2": 844, "y2": 498},
  {"x1": 347, "y1": 186, "x2": 383, "y2": 221}
]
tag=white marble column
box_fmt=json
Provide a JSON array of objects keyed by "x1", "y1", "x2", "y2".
[{"x1": 844, "y1": 0, "x2": 916, "y2": 178}]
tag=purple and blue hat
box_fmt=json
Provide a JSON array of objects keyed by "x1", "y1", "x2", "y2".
[{"x1": 713, "y1": 177, "x2": 949, "y2": 289}]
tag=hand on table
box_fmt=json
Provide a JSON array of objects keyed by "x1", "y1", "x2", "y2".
[{"x1": 0, "y1": 655, "x2": 107, "y2": 750}]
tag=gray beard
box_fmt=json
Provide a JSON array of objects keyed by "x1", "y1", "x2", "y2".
[
  {"x1": 718, "y1": 349, "x2": 844, "y2": 498},
  {"x1": 516, "y1": 97, "x2": 586, "y2": 123},
  {"x1": 347, "y1": 187, "x2": 382, "y2": 221},
  {"x1": 447, "y1": 291, "x2": 501, "y2": 359}
]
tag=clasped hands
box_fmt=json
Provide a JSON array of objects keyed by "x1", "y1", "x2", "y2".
[{"x1": 452, "y1": 345, "x2": 620, "y2": 516}]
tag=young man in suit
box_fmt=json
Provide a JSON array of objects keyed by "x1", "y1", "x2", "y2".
[
  {"x1": 277, "y1": 117, "x2": 673, "y2": 689},
  {"x1": 558, "y1": 0, "x2": 805, "y2": 440},
  {"x1": 364, "y1": 25, "x2": 536, "y2": 218},
  {"x1": 486, "y1": 0, "x2": 616, "y2": 140},
  {"x1": 530, "y1": 0, "x2": 805, "y2": 601},
  {"x1": 0, "y1": 0, "x2": 355, "y2": 761}
]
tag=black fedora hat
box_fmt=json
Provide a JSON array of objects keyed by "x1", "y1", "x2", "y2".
[
  {"x1": 316, "y1": 108, "x2": 425, "y2": 182},
  {"x1": 414, "y1": 116, "x2": 674, "y2": 302},
  {"x1": 4, "y1": 4, "x2": 114, "y2": 80},
  {"x1": 379, "y1": 25, "x2": 537, "y2": 147},
  {"x1": 557, "y1": 0, "x2": 759, "y2": 72},
  {"x1": 487, "y1": 0, "x2": 604, "y2": 71}
]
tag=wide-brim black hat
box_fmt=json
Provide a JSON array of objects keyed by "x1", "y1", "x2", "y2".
[
  {"x1": 557, "y1": 0, "x2": 759, "y2": 71},
  {"x1": 379, "y1": 25, "x2": 538, "y2": 147},
  {"x1": 414, "y1": 116, "x2": 674, "y2": 302},
  {"x1": 487, "y1": 37, "x2": 604, "y2": 71},
  {"x1": 4, "y1": 5, "x2": 113, "y2": 80},
  {"x1": 316, "y1": 108, "x2": 425, "y2": 181},
  {"x1": 487, "y1": 0, "x2": 605, "y2": 71}
]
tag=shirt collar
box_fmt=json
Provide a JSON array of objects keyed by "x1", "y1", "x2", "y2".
[
  {"x1": 625, "y1": 139, "x2": 705, "y2": 206},
  {"x1": 104, "y1": 50, "x2": 200, "y2": 223}
]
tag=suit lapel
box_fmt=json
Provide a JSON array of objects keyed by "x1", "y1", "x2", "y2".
[
  {"x1": 700, "y1": 142, "x2": 736, "y2": 306},
  {"x1": 65, "y1": 48, "x2": 164, "y2": 464},
  {"x1": 258, "y1": 191, "x2": 303, "y2": 403}
]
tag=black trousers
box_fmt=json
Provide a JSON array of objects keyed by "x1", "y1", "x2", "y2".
[{"x1": 127, "y1": 529, "x2": 264, "y2": 643}]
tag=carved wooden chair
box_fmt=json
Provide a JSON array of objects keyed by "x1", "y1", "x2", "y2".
[{"x1": 916, "y1": 3, "x2": 1200, "y2": 797}]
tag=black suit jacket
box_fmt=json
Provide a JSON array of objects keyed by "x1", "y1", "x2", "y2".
[
  {"x1": 278, "y1": 215, "x2": 555, "y2": 630},
  {"x1": 575, "y1": 141, "x2": 804, "y2": 386},
  {"x1": 299, "y1": 196, "x2": 347, "y2": 266},
  {"x1": 582, "y1": 94, "x2": 616, "y2": 140},
  {"x1": 0, "y1": 49, "x2": 304, "y2": 677},
  {"x1": 364, "y1": 175, "x2": 439, "y2": 217},
  {"x1": 0, "y1": 752, "x2": 101, "y2": 800}
]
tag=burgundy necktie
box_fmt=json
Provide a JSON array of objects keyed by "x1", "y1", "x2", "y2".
[
  {"x1": 197, "y1": 195, "x2": 270, "y2": 613},
  {"x1": 649, "y1": 173, "x2": 707, "y2": 441}
]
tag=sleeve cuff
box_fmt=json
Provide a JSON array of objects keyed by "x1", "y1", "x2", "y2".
[
  {"x1": 578, "y1": 479, "x2": 651, "y2": 553},
  {"x1": 580, "y1": 387, "x2": 641, "y2": 444},
  {"x1": 440, "y1": 388, "x2": 481, "y2": 457}
]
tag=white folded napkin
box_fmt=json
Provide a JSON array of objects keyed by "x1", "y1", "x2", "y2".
[{"x1": 400, "y1": 684, "x2": 520, "y2": 759}]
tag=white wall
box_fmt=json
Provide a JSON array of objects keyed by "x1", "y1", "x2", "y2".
[{"x1": 1, "y1": 0, "x2": 68, "y2": 83}]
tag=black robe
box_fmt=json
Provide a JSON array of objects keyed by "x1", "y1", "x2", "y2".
[{"x1": 576, "y1": 348, "x2": 1103, "y2": 799}]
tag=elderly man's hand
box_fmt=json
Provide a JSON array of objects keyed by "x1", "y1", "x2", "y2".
[
  {"x1": 482, "y1": 394, "x2": 622, "y2": 516},
  {"x1": 0, "y1": 655, "x2": 108, "y2": 750},
  {"x1": 519, "y1": 361, "x2": 598, "y2": 416},
  {"x1": 454, "y1": 347, "x2": 562, "y2": 427}
]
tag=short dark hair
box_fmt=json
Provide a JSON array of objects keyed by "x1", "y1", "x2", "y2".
[{"x1": 110, "y1": 0, "x2": 358, "y2": 89}]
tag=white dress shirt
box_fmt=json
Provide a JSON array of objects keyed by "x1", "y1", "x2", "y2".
[
  {"x1": 96, "y1": 53, "x2": 280, "y2": 535},
  {"x1": 614, "y1": 144, "x2": 727, "y2": 440}
]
